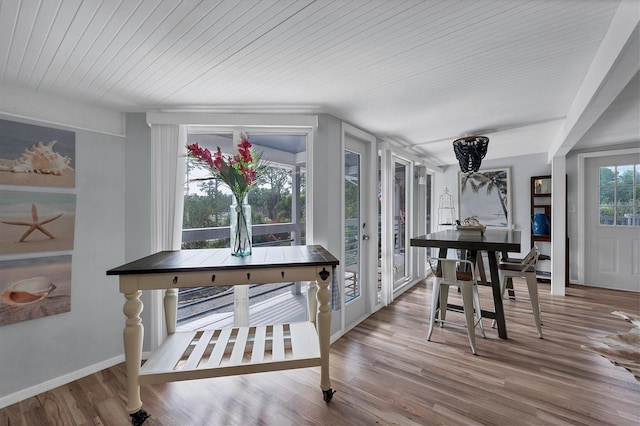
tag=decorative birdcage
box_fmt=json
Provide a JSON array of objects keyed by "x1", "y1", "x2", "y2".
[{"x1": 438, "y1": 188, "x2": 456, "y2": 229}]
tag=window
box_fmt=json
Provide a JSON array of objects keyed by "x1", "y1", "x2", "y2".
[
  {"x1": 599, "y1": 164, "x2": 639, "y2": 226},
  {"x1": 182, "y1": 132, "x2": 306, "y2": 248},
  {"x1": 179, "y1": 129, "x2": 308, "y2": 328}
]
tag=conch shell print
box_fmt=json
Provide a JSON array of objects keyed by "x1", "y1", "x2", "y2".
[
  {"x1": 0, "y1": 140, "x2": 73, "y2": 175},
  {"x1": 1, "y1": 276, "x2": 56, "y2": 306}
]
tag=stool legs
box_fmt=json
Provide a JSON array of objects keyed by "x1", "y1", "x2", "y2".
[
  {"x1": 524, "y1": 272, "x2": 543, "y2": 338},
  {"x1": 460, "y1": 283, "x2": 478, "y2": 355},
  {"x1": 427, "y1": 279, "x2": 485, "y2": 355},
  {"x1": 427, "y1": 279, "x2": 440, "y2": 341},
  {"x1": 472, "y1": 285, "x2": 486, "y2": 339},
  {"x1": 439, "y1": 284, "x2": 449, "y2": 326},
  {"x1": 495, "y1": 272, "x2": 543, "y2": 339}
]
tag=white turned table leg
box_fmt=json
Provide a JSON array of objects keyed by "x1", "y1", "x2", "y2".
[
  {"x1": 123, "y1": 291, "x2": 144, "y2": 414},
  {"x1": 316, "y1": 270, "x2": 332, "y2": 399},
  {"x1": 307, "y1": 281, "x2": 318, "y2": 325},
  {"x1": 164, "y1": 288, "x2": 178, "y2": 335}
]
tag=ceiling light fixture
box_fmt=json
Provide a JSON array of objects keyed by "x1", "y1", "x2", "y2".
[{"x1": 452, "y1": 135, "x2": 489, "y2": 173}]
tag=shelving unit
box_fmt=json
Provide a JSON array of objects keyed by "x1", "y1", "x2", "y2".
[{"x1": 531, "y1": 175, "x2": 552, "y2": 281}]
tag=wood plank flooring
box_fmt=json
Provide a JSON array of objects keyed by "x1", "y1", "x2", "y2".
[{"x1": 2, "y1": 280, "x2": 639, "y2": 425}]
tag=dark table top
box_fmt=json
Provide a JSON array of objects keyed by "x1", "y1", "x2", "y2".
[
  {"x1": 107, "y1": 245, "x2": 339, "y2": 276},
  {"x1": 410, "y1": 229, "x2": 521, "y2": 252}
]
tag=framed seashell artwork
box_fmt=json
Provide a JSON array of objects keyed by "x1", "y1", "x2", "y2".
[
  {"x1": 0, "y1": 190, "x2": 76, "y2": 255},
  {"x1": 0, "y1": 255, "x2": 72, "y2": 326},
  {"x1": 0, "y1": 118, "x2": 75, "y2": 188}
]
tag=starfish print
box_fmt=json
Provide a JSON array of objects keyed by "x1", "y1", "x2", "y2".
[{"x1": 1, "y1": 203, "x2": 63, "y2": 242}]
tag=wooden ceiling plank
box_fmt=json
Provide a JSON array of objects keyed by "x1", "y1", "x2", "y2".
[
  {"x1": 59, "y1": 0, "x2": 145, "y2": 91},
  {"x1": 2, "y1": 0, "x2": 41, "y2": 83},
  {"x1": 146, "y1": 0, "x2": 307, "y2": 105},
  {"x1": 38, "y1": 0, "x2": 106, "y2": 92},
  {"x1": 109, "y1": 1, "x2": 235, "y2": 98},
  {"x1": 131, "y1": 0, "x2": 272, "y2": 101},
  {"x1": 69, "y1": 0, "x2": 163, "y2": 94},
  {"x1": 82, "y1": 0, "x2": 189, "y2": 101},
  {"x1": 28, "y1": 0, "x2": 83, "y2": 90},
  {"x1": 0, "y1": 0, "x2": 21, "y2": 80},
  {"x1": 46, "y1": 0, "x2": 122, "y2": 90},
  {"x1": 169, "y1": 0, "x2": 356, "y2": 103}
]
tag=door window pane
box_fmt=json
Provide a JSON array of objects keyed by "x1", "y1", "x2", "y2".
[
  {"x1": 344, "y1": 150, "x2": 361, "y2": 301},
  {"x1": 393, "y1": 161, "x2": 407, "y2": 287},
  {"x1": 599, "y1": 164, "x2": 639, "y2": 226}
]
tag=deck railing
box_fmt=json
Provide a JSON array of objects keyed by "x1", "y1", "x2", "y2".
[
  {"x1": 178, "y1": 223, "x2": 303, "y2": 325},
  {"x1": 178, "y1": 221, "x2": 359, "y2": 326}
]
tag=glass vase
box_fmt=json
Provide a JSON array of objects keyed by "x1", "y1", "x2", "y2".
[{"x1": 230, "y1": 203, "x2": 252, "y2": 257}]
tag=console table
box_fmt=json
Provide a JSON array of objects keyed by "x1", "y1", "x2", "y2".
[{"x1": 107, "y1": 245, "x2": 339, "y2": 425}]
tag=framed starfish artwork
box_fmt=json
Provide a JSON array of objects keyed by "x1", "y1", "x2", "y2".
[
  {"x1": 0, "y1": 190, "x2": 76, "y2": 255},
  {"x1": 0, "y1": 118, "x2": 75, "y2": 188}
]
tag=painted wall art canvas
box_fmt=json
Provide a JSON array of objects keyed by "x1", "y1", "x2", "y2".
[
  {"x1": 0, "y1": 190, "x2": 76, "y2": 255},
  {"x1": 0, "y1": 119, "x2": 75, "y2": 188},
  {"x1": 0, "y1": 255, "x2": 72, "y2": 326},
  {"x1": 458, "y1": 167, "x2": 512, "y2": 228}
]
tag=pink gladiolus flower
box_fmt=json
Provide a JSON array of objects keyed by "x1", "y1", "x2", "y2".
[
  {"x1": 240, "y1": 165, "x2": 256, "y2": 185},
  {"x1": 239, "y1": 137, "x2": 251, "y2": 149},
  {"x1": 239, "y1": 147, "x2": 252, "y2": 163},
  {"x1": 186, "y1": 133, "x2": 265, "y2": 205},
  {"x1": 188, "y1": 143, "x2": 214, "y2": 167},
  {"x1": 213, "y1": 148, "x2": 224, "y2": 170}
]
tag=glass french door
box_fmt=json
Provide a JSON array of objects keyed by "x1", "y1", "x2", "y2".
[
  {"x1": 393, "y1": 157, "x2": 410, "y2": 290},
  {"x1": 343, "y1": 135, "x2": 371, "y2": 328}
]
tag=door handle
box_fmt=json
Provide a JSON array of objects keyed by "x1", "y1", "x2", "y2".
[{"x1": 362, "y1": 235, "x2": 370, "y2": 240}]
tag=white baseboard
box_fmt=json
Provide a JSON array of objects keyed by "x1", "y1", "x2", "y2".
[{"x1": 0, "y1": 354, "x2": 125, "y2": 409}]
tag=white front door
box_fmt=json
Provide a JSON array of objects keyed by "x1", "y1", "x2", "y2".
[
  {"x1": 343, "y1": 130, "x2": 375, "y2": 330},
  {"x1": 584, "y1": 153, "x2": 640, "y2": 290}
]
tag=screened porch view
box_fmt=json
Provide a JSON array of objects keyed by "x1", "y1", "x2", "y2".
[
  {"x1": 179, "y1": 131, "x2": 309, "y2": 330},
  {"x1": 177, "y1": 130, "x2": 431, "y2": 331}
]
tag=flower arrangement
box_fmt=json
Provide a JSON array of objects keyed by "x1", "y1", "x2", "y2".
[
  {"x1": 187, "y1": 132, "x2": 267, "y2": 205},
  {"x1": 187, "y1": 132, "x2": 266, "y2": 256}
]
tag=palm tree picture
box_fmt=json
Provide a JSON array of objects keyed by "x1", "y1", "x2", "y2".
[{"x1": 459, "y1": 168, "x2": 511, "y2": 228}]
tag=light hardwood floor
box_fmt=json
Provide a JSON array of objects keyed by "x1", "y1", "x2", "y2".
[{"x1": 2, "y1": 280, "x2": 639, "y2": 425}]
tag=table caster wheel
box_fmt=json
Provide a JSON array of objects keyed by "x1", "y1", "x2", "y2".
[
  {"x1": 130, "y1": 409, "x2": 150, "y2": 426},
  {"x1": 322, "y1": 388, "x2": 335, "y2": 402}
]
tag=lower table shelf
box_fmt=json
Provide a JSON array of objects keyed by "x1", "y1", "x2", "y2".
[{"x1": 139, "y1": 322, "x2": 321, "y2": 385}]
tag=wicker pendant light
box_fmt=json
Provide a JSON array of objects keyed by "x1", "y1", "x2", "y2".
[{"x1": 453, "y1": 136, "x2": 489, "y2": 173}]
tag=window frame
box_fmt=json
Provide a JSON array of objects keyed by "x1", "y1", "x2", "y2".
[{"x1": 598, "y1": 163, "x2": 639, "y2": 227}]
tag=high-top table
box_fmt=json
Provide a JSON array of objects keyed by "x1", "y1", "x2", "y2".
[
  {"x1": 410, "y1": 229, "x2": 521, "y2": 340},
  {"x1": 107, "y1": 245, "x2": 339, "y2": 425}
]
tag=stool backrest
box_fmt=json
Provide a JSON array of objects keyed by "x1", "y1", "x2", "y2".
[
  {"x1": 429, "y1": 258, "x2": 476, "y2": 284},
  {"x1": 520, "y1": 246, "x2": 539, "y2": 271}
]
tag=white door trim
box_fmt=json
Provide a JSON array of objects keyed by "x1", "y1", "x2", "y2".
[
  {"x1": 340, "y1": 122, "x2": 377, "y2": 333},
  {"x1": 577, "y1": 147, "x2": 640, "y2": 284}
]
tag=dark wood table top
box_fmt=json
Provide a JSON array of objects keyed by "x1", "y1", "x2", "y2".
[
  {"x1": 107, "y1": 245, "x2": 339, "y2": 276},
  {"x1": 410, "y1": 229, "x2": 521, "y2": 252}
]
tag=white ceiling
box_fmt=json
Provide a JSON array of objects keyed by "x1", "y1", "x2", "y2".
[{"x1": 0, "y1": 0, "x2": 638, "y2": 167}]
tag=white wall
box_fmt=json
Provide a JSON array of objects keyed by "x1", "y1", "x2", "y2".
[
  {"x1": 0, "y1": 115, "x2": 126, "y2": 406},
  {"x1": 122, "y1": 113, "x2": 155, "y2": 350},
  {"x1": 433, "y1": 153, "x2": 551, "y2": 257},
  {"x1": 312, "y1": 114, "x2": 344, "y2": 334}
]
